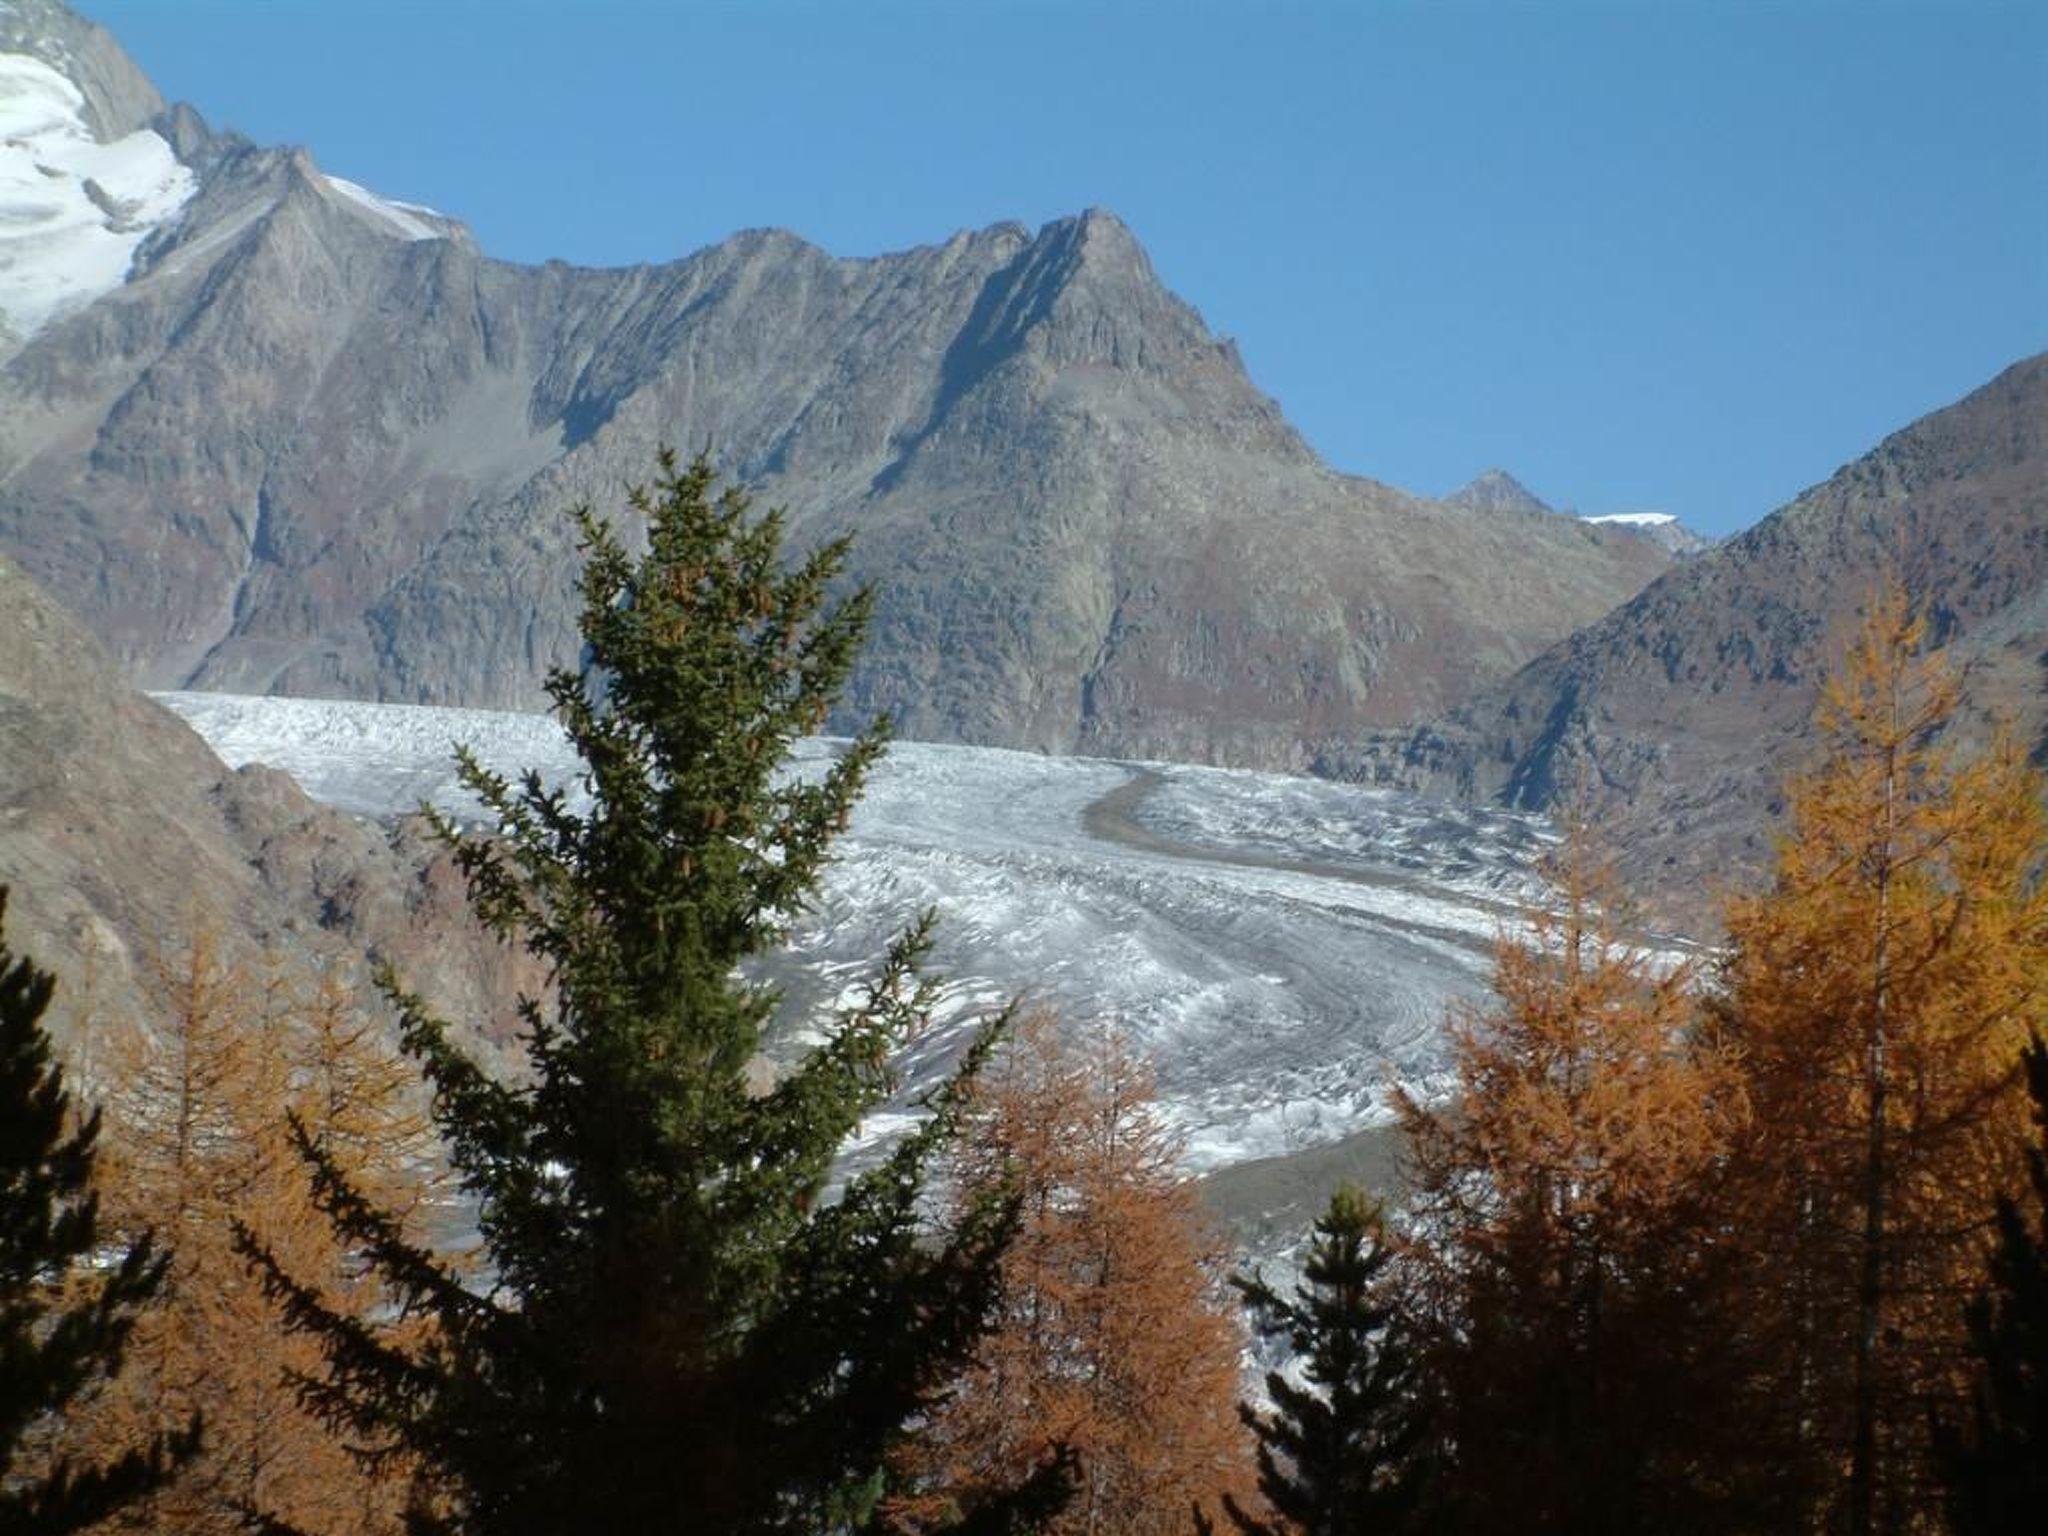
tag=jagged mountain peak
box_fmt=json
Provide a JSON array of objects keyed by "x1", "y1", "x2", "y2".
[
  {"x1": 925, "y1": 203, "x2": 1241, "y2": 394},
  {"x1": 1028, "y1": 205, "x2": 1182, "y2": 312},
  {"x1": 1038, "y1": 205, "x2": 1146, "y2": 263},
  {"x1": 0, "y1": 6, "x2": 1674, "y2": 770},
  {"x1": 1446, "y1": 468, "x2": 1552, "y2": 516}
]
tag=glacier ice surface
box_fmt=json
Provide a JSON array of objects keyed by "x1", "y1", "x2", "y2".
[{"x1": 157, "y1": 690, "x2": 1560, "y2": 1176}]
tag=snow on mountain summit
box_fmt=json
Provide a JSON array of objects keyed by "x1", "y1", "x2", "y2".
[
  {"x1": 0, "y1": 47, "x2": 192, "y2": 341},
  {"x1": 319, "y1": 172, "x2": 446, "y2": 242},
  {"x1": 1584, "y1": 511, "x2": 1678, "y2": 527}
]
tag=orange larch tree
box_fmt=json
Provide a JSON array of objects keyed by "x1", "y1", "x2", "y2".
[
  {"x1": 1715, "y1": 581, "x2": 2048, "y2": 1534},
  {"x1": 891, "y1": 1012, "x2": 1258, "y2": 1535},
  {"x1": 60, "y1": 938, "x2": 440, "y2": 1535},
  {"x1": 1399, "y1": 828, "x2": 1752, "y2": 1535}
]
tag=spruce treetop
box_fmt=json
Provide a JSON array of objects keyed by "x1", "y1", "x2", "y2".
[{"x1": 247, "y1": 452, "x2": 1027, "y2": 1536}]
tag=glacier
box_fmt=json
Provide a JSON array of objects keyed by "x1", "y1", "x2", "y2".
[{"x1": 158, "y1": 690, "x2": 1560, "y2": 1176}]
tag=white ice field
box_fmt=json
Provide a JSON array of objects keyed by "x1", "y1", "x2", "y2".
[
  {"x1": 159, "y1": 691, "x2": 1562, "y2": 1177},
  {"x1": 0, "y1": 49, "x2": 193, "y2": 341}
]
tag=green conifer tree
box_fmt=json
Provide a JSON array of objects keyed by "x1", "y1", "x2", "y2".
[
  {"x1": 243, "y1": 453, "x2": 1036, "y2": 1536},
  {"x1": 1936, "y1": 1029, "x2": 2048, "y2": 1532},
  {"x1": 1225, "y1": 1186, "x2": 1429, "y2": 1536},
  {"x1": 0, "y1": 890, "x2": 195, "y2": 1535}
]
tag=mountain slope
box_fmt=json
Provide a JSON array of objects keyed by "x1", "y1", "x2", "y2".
[
  {"x1": 0, "y1": 554, "x2": 533, "y2": 1062},
  {"x1": 0, "y1": 3, "x2": 1669, "y2": 769},
  {"x1": 1348, "y1": 354, "x2": 2048, "y2": 918}
]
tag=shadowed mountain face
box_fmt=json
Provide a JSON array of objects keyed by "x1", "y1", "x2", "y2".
[
  {"x1": 1345, "y1": 354, "x2": 2048, "y2": 923},
  {"x1": 0, "y1": 4, "x2": 1671, "y2": 770}
]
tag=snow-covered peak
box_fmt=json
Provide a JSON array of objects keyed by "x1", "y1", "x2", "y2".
[
  {"x1": 1584, "y1": 511, "x2": 1679, "y2": 528},
  {"x1": 320, "y1": 172, "x2": 444, "y2": 242},
  {"x1": 0, "y1": 48, "x2": 192, "y2": 341},
  {"x1": 1581, "y1": 509, "x2": 1714, "y2": 557}
]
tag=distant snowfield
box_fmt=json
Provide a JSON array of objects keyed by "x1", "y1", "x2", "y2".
[
  {"x1": 0, "y1": 50, "x2": 193, "y2": 340},
  {"x1": 159, "y1": 691, "x2": 1559, "y2": 1175},
  {"x1": 1583, "y1": 511, "x2": 1679, "y2": 527}
]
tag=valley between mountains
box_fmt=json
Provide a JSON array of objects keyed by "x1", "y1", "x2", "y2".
[
  {"x1": 154, "y1": 690, "x2": 1569, "y2": 1179},
  {"x1": 0, "y1": 3, "x2": 2042, "y2": 1526},
  {"x1": 0, "y1": 0, "x2": 2042, "y2": 1211}
]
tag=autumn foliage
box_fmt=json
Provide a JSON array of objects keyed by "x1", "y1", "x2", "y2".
[
  {"x1": 1381, "y1": 581, "x2": 2048, "y2": 1533},
  {"x1": 1714, "y1": 584, "x2": 2048, "y2": 1531},
  {"x1": 51, "y1": 936, "x2": 441, "y2": 1535},
  {"x1": 892, "y1": 1013, "x2": 1257, "y2": 1535},
  {"x1": 1398, "y1": 827, "x2": 1751, "y2": 1533}
]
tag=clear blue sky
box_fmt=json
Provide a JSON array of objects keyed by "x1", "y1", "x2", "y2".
[{"x1": 85, "y1": 0, "x2": 2046, "y2": 535}]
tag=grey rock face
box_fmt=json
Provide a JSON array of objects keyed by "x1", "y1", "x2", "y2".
[
  {"x1": 0, "y1": 7, "x2": 1672, "y2": 771},
  {"x1": 1344, "y1": 354, "x2": 2048, "y2": 925}
]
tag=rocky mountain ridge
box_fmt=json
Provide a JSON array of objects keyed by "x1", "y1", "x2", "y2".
[
  {"x1": 0, "y1": 3, "x2": 1671, "y2": 770},
  {"x1": 1448, "y1": 469, "x2": 1713, "y2": 558},
  {"x1": 1341, "y1": 353, "x2": 2048, "y2": 924}
]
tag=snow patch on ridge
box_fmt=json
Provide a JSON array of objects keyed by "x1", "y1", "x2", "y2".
[
  {"x1": 321, "y1": 173, "x2": 442, "y2": 242},
  {"x1": 0, "y1": 49, "x2": 192, "y2": 340},
  {"x1": 1584, "y1": 511, "x2": 1679, "y2": 527}
]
